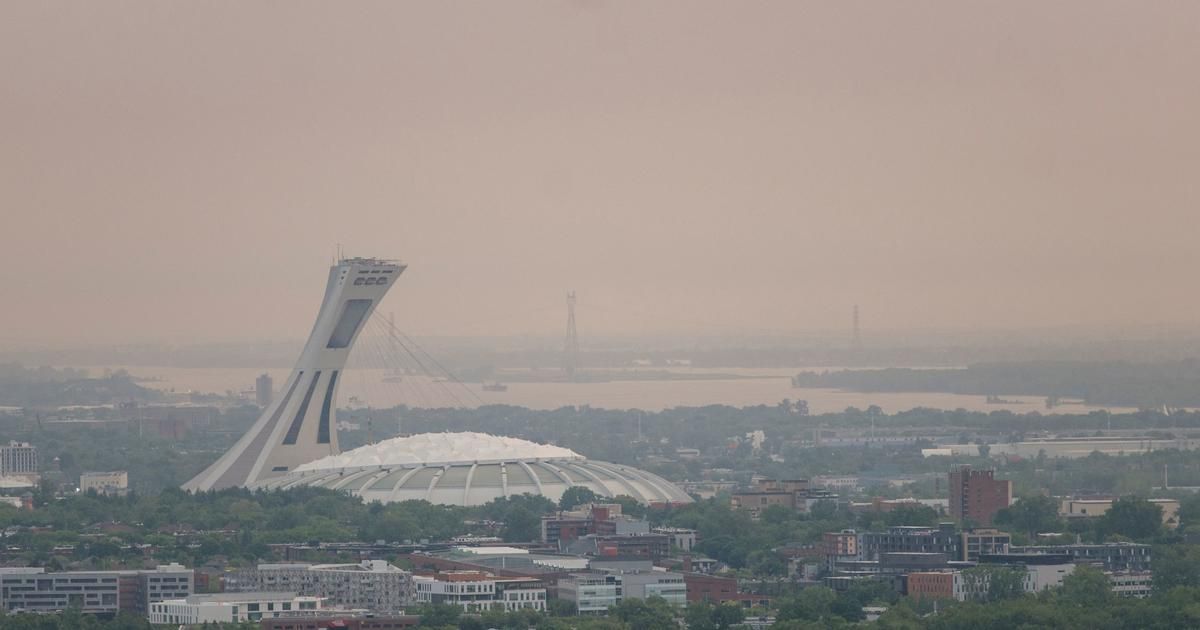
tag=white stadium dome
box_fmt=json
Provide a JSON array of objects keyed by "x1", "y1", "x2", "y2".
[{"x1": 249, "y1": 432, "x2": 693, "y2": 507}]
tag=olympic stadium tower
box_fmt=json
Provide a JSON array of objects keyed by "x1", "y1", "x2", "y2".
[{"x1": 183, "y1": 257, "x2": 405, "y2": 491}]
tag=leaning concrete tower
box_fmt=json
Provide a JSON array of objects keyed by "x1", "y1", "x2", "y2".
[{"x1": 184, "y1": 257, "x2": 404, "y2": 491}]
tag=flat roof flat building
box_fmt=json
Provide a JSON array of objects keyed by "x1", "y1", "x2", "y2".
[
  {"x1": 558, "y1": 573, "x2": 622, "y2": 615},
  {"x1": 949, "y1": 466, "x2": 1011, "y2": 527},
  {"x1": 149, "y1": 592, "x2": 322, "y2": 625},
  {"x1": 0, "y1": 564, "x2": 192, "y2": 616},
  {"x1": 0, "y1": 442, "x2": 37, "y2": 481},
  {"x1": 412, "y1": 572, "x2": 546, "y2": 613},
  {"x1": 226, "y1": 561, "x2": 413, "y2": 613},
  {"x1": 80, "y1": 471, "x2": 128, "y2": 496}
]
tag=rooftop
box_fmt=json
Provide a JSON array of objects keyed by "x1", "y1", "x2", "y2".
[
  {"x1": 295, "y1": 432, "x2": 583, "y2": 472},
  {"x1": 178, "y1": 592, "x2": 319, "y2": 604}
]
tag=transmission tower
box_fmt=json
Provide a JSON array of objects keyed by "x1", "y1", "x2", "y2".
[
  {"x1": 565, "y1": 291, "x2": 579, "y2": 380},
  {"x1": 852, "y1": 304, "x2": 862, "y2": 350}
]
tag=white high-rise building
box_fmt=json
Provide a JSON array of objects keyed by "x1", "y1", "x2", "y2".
[
  {"x1": 183, "y1": 257, "x2": 404, "y2": 491},
  {"x1": 0, "y1": 442, "x2": 38, "y2": 482}
]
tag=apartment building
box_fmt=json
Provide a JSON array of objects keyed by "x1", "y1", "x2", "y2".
[{"x1": 226, "y1": 560, "x2": 413, "y2": 613}]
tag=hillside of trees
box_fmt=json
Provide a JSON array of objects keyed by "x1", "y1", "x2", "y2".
[{"x1": 789, "y1": 360, "x2": 1200, "y2": 408}]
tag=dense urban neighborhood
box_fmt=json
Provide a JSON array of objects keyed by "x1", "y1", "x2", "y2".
[{"x1": 4, "y1": 370, "x2": 1200, "y2": 629}]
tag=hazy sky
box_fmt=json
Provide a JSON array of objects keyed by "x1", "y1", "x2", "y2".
[{"x1": 2, "y1": 1, "x2": 1199, "y2": 346}]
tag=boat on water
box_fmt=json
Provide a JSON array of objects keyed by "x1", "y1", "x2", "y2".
[{"x1": 482, "y1": 382, "x2": 508, "y2": 392}]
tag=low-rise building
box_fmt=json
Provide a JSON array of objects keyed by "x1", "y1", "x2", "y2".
[
  {"x1": 260, "y1": 615, "x2": 420, "y2": 629},
  {"x1": 566, "y1": 534, "x2": 671, "y2": 558},
  {"x1": 149, "y1": 592, "x2": 322, "y2": 624},
  {"x1": 848, "y1": 497, "x2": 950, "y2": 517},
  {"x1": 582, "y1": 558, "x2": 687, "y2": 607},
  {"x1": 1009, "y1": 543, "x2": 1152, "y2": 573},
  {"x1": 1060, "y1": 498, "x2": 1180, "y2": 529},
  {"x1": 1108, "y1": 571, "x2": 1153, "y2": 598},
  {"x1": 0, "y1": 564, "x2": 192, "y2": 616},
  {"x1": 906, "y1": 572, "x2": 955, "y2": 601},
  {"x1": 616, "y1": 570, "x2": 687, "y2": 606},
  {"x1": 858, "y1": 524, "x2": 1009, "y2": 563},
  {"x1": 682, "y1": 573, "x2": 770, "y2": 609},
  {"x1": 823, "y1": 530, "x2": 859, "y2": 570},
  {"x1": 977, "y1": 554, "x2": 1076, "y2": 594},
  {"x1": 813, "y1": 476, "x2": 861, "y2": 492},
  {"x1": 558, "y1": 573, "x2": 622, "y2": 614},
  {"x1": 412, "y1": 571, "x2": 546, "y2": 613},
  {"x1": 79, "y1": 471, "x2": 128, "y2": 496},
  {"x1": 731, "y1": 479, "x2": 839, "y2": 519},
  {"x1": 542, "y1": 504, "x2": 651, "y2": 550},
  {"x1": 226, "y1": 560, "x2": 413, "y2": 613},
  {"x1": 678, "y1": 480, "x2": 739, "y2": 500},
  {"x1": 653, "y1": 527, "x2": 698, "y2": 552}
]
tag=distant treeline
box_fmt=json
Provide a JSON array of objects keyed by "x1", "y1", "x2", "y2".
[
  {"x1": 0, "y1": 364, "x2": 162, "y2": 407},
  {"x1": 790, "y1": 360, "x2": 1200, "y2": 408}
]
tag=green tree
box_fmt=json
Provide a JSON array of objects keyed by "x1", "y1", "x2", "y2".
[
  {"x1": 609, "y1": 495, "x2": 648, "y2": 520},
  {"x1": 713, "y1": 602, "x2": 745, "y2": 629},
  {"x1": 501, "y1": 506, "x2": 542, "y2": 543},
  {"x1": 1097, "y1": 497, "x2": 1162, "y2": 540},
  {"x1": 684, "y1": 601, "x2": 718, "y2": 630},
  {"x1": 959, "y1": 565, "x2": 1026, "y2": 602},
  {"x1": 809, "y1": 499, "x2": 838, "y2": 520},
  {"x1": 1057, "y1": 564, "x2": 1113, "y2": 608},
  {"x1": 546, "y1": 598, "x2": 577, "y2": 617},
  {"x1": 777, "y1": 586, "x2": 837, "y2": 622},
  {"x1": 684, "y1": 600, "x2": 745, "y2": 630},
  {"x1": 559, "y1": 486, "x2": 599, "y2": 510},
  {"x1": 457, "y1": 616, "x2": 485, "y2": 630},
  {"x1": 994, "y1": 495, "x2": 1064, "y2": 538},
  {"x1": 1153, "y1": 544, "x2": 1200, "y2": 592},
  {"x1": 610, "y1": 596, "x2": 676, "y2": 630},
  {"x1": 413, "y1": 603, "x2": 462, "y2": 627},
  {"x1": 885, "y1": 505, "x2": 938, "y2": 527}
]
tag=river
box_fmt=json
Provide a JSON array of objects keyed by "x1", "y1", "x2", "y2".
[{"x1": 103, "y1": 366, "x2": 1136, "y2": 415}]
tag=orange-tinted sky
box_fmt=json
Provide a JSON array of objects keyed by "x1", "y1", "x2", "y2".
[{"x1": 2, "y1": 1, "x2": 1198, "y2": 346}]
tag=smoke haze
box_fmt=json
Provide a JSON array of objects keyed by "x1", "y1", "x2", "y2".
[{"x1": 2, "y1": 1, "x2": 1198, "y2": 345}]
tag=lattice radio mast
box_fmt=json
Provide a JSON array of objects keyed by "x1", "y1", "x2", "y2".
[
  {"x1": 565, "y1": 291, "x2": 579, "y2": 380},
  {"x1": 852, "y1": 304, "x2": 862, "y2": 350}
]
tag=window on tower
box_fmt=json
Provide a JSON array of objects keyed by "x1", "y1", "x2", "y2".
[{"x1": 327, "y1": 299, "x2": 373, "y2": 348}]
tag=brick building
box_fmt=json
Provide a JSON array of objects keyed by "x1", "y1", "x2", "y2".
[
  {"x1": 906, "y1": 572, "x2": 955, "y2": 600},
  {"x1": 948, "y1": 466, "x2": 1011, "y2": 526},
  {"x1": 683, "y1": 573, "x2": 770, "y2": 609}
]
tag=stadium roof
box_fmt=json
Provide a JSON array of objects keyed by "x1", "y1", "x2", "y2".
[{"x1": 252, "y1": 432, "x2": 692, "y2": 507}]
